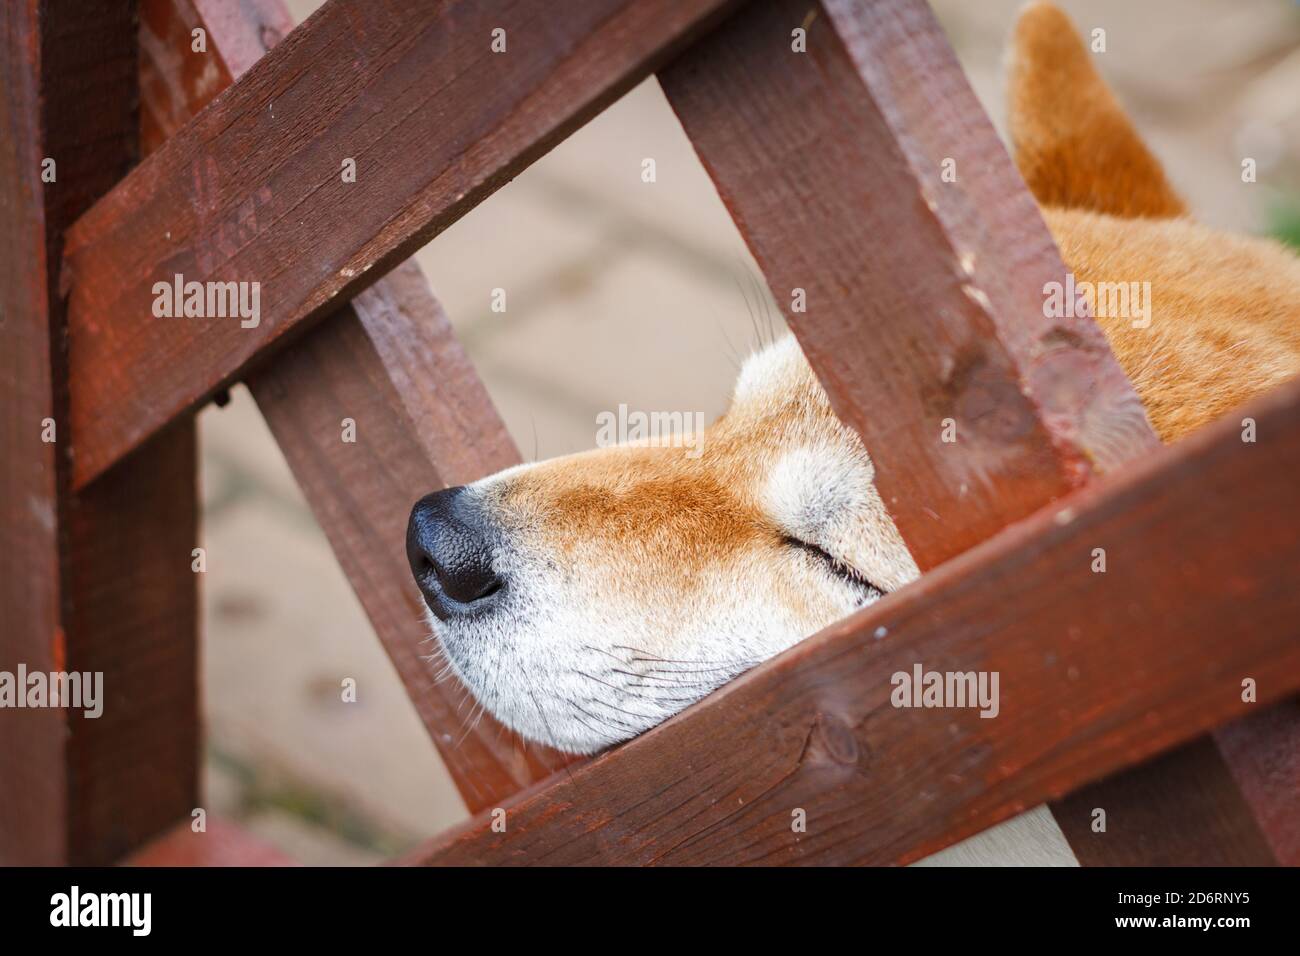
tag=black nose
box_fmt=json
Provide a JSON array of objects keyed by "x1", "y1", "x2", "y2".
[{"x1": 407, "y1": 486, "x2": 503, "y2": 619}]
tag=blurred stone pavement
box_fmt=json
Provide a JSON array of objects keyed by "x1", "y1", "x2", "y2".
[{"x1": 198, "y1": 0, "x2": 1300, "y2": 863}]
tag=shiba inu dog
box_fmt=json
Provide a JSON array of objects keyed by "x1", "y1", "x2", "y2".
[{"x1": 407, "y1": 3, "x2": 1300, "y2": 765}]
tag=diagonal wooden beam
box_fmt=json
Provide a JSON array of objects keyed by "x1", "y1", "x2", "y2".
[
  {"x1": 139, "y1": 0, "x2": 294, "y2": 156},
  {"x1": 405, "y1": 375, "x2": 1300, "y2": 865},
  {"x1": 1, "y1": 0, "x2": 199, "y2": 866},
  {"x1": 63, "y1": 0, "x2": 743, "y2": 489},
  {"x1": 660, "y1": 0, "x2": 1290, "y2": 866},
  {"x1": 140, "y1": 0, "x2": 576, "y2": 811},
  {"x1": 248, "y1": 264, "x2": 578, "y2": 806}
]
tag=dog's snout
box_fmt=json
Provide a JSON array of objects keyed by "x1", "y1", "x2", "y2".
[{"x1": 407, "y1": 486, "x2": 503, "y2": 619}]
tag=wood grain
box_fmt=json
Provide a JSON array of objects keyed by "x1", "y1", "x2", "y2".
[
  {"x1": 141, "y1": 0, "x2": 577, "y2": 810},
  {"x1": 0, "y1": 0, "x2": 199, "y2": 865},
  {"x1": 405, "y1": 375, "x2": 1300, "y2": 865},
  {"x1": 63, "y1": 0, "x2": 742, "y2": 488}
]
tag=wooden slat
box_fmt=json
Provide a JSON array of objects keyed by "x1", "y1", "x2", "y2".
[
  {"x1": 124, "y1": 816, "x2": 297, "y2": 866},
  {"x1": 139, "y1": 0, "x2": 574, "y2": 810},
  {"x1": 139, "y1": 0, "x2": 294, "y2": 155},
  {"x1": 1214, "y1": 702, "x2": 1300, "y2": 865},
  {"x1": 0, "y1": 0, "x2": 65, "y2": 868},
  {"x1": 249, "y1": 265, "x2": 578, "y2": 807},
  {"x1": 0, "y1": 0, "x2": 199, "y2": 866},
  {"x1": 403, "y1": 371, "x2": 1300, "y2": 866},
  {"x1": 63, "y1": 423, "x2": 201, "y2": 864},
  {"x1": 662, "y1": 0, "x2": 1291, "y2": 866},
  {"x1": 62, "y1": 0, "x2": 742, "y2": 489},
  {"x1": 661, "y1": 0, "x2": 1157, "y2": 570},
  {"x1": 1052, "y1": 733, "x2": 1277, "y2": 866}
]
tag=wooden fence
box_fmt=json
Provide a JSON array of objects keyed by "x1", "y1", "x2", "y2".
[{"x1": 1, "y1": 0, "x2": 1296, "y2": 866}]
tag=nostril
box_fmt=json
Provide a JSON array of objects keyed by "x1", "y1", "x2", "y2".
[
  {"x1": 434, "y1": 554, "x2": 502, "y2": 605},
  {"x1": 459, "y1": 571, "x2": 502, "y2": 603},
  {"x1": 406, "y1": 486, "x2": 504, "y2": 617}
]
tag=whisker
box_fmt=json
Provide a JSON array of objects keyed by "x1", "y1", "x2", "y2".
[
  {"x1": 570, "y1": 669, "x2": 700, "y2": 706},
  {"x1": 612, "y1": 645, "x2": 759, "y2": 666},
  {"x1": 581, "y1": 696, "x2": 659, "y2": 722},
  {"x1": 582, "y1": 644, "x2": 632, "y2": 665},
  {"x1": 519, "y1": 663, "x2": 564, "y2": 752},
  {"x1": 626, "y1": 677, "x2": 725, "y2": 690},
  {"x1": 573, "y1": 669, "x2": 627, "y2": 694},
  {"x1": 565, "y1": 709, "x2": 614, "y2": 744},
  {"x1": 642, "y1": 663, "x2": 756, "y2": 675},
  {"x1": 562, "y1": 697, "x2": 638, "y2": 734}
]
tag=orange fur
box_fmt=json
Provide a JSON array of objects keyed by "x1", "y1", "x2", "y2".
[
  {"x1": 1048, "y1": 208, "x2": 1300, "y2": 440},
  {"x1": 487, "y1": 359, "x2": 857, "y2": 595},
  {"x1": 1012, "y1": 2, "x2": 1300, "y2": 441},
  {"x1": 1009, "y1": 2, "x2": 1187, "y2": 219}
]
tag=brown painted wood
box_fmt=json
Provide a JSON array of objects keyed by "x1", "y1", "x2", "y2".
[
  {"x1": 1215, "y1": 702, "x2": 1300, "y2": 866},
  {"x1": 0, "y1": 0, "x2": 65, "y2": 869},
  {"x1": 1051, "y1": 703, "x2": 1298, "y2": 866},
  {"x1": 124, "y1": 816, "x2": 297, "y2": 866},
  {"x1": 140, "y1": 0, "x2": 293, "y2": 156},
  {"x1": 190, "y1": 0, "x2": 294, "y2": 78},
  {"x1": 249, "y1": 264, "x2": 578, "y2": 808},
  {"x1": 661, "y1": 0, "x2": 1158, "y2": 571},
  {"x1": 62, "y1": 0, "x2": 742, "y2": 489},
  {"x1": 0, "y1": 0, "x2": 199, "y2": 866},
  {"x1": 141, "y1": 0, "x2": 226, "y2": 155},
  {"x1": 1054, "y1": 734, "x2": 1277, "y2": 866},
  {"x1": 662, "y1": 0, "x2": 1290, "y2": 868},
  {"x1": 64, "y1": 422, "x2": 201, "y2": 865},
  {"x1": 140, "y1": 0, "x2": 574, "y2": 821},
  {"x1": 405, "y1": 376, "x2": 1300, "y2": 865}
]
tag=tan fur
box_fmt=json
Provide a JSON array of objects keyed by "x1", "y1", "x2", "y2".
[
  {"x1": 1008, "y1": 2, "x2": 1187, "y2": 219},
  {"x1": 1047, "y1": 208, "x2": 1300, "y2": 440},
  {"x1": 477, "y1": 342, "x2": 909, "y2": 644},
  {"x1": 1011, "y1": 2, "x2": 1300, "y2": 441}
]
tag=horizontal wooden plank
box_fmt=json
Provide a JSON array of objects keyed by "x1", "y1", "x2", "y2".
[
  {"x1": 661, "y1": 0, "x2": 1158, "y2": 571},
  {"x1": 405, "y1": 375, "x2": 1300, "y2": 865},
  {"x1": 249, "y1": 263, "x2": 578, "y2": 809},
  {"x1": 63, "y1": 0, "x2": 741, "y2": 488},
  {"x1": 138, "y1": 0, "x2": 575, "y2": 816}
]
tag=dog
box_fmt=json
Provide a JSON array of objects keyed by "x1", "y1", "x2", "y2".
[{"x1": 407, "y1": 2, "x2": 1300, "y2": 776}]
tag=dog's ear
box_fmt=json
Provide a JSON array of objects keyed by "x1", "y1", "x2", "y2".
[{"x1": 1007, "y1": 1, "x2": 1186, "y2": 219}]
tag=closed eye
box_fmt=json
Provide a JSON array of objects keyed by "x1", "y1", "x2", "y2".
[{"x1": 783, "y1": 536, "x2": 886, "y2": 598}]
